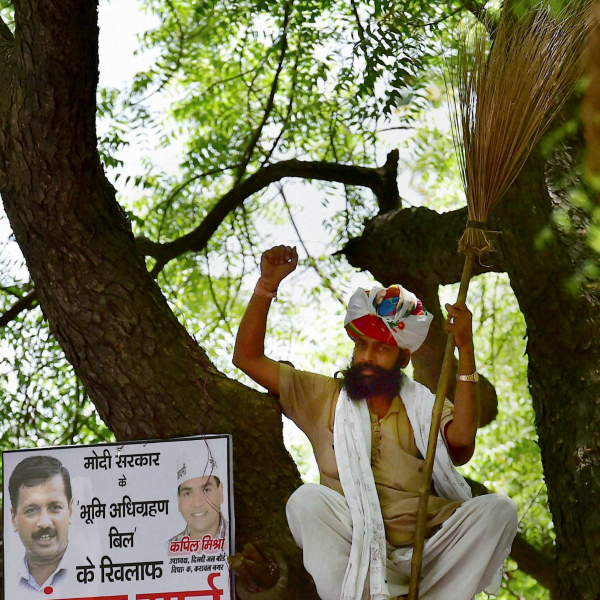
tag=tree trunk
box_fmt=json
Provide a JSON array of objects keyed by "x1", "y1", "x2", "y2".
[
  {"x1": 0, "y1": 2, "x2": 315, "y2": 597},
  {"x1": 494, "y1": 154, "x2": 600, "y2": 600}
]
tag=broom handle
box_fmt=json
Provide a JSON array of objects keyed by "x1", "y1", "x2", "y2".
[{"x1": 407, "y1": 252, "x2": 475, "y2": 600}]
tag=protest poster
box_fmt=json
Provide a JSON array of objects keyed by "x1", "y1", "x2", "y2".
[{"x1": 3, "y1": 434, "x2": 234, "y2": 600}]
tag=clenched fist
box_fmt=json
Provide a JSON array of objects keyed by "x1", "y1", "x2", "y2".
[{"x1": 259, "y1": 245, "x2": 298, "y2": 292}]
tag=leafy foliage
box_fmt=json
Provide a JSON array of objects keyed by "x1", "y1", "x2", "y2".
[
  {"x1": 101, "y1": 0, "x2": 466, "y2": 248},
  {"x1": 0, "y1": 258, "x2": 114, "y2": 501},
  {"x1": 0, "y1": 0, "x2": 13, "y2": 31},
  {"x1": 460, "y1": 274, "x2": 551, "y2": 600},
  {"x1": 0, "y1": 311, "x2": 113, "y2": 448}
]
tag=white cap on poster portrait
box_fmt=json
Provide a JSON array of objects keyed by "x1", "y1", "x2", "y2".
[{"x1": 176, "y1": 443, "x2": 220, "y2": 486}]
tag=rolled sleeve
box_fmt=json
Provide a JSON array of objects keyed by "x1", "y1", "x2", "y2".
[{"x1": 278, "y1": 363, "x2": 340, "y2": 433}]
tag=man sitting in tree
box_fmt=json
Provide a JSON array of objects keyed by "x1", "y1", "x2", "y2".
[{"x1": 234, "y1": 245, "x2": 518, "y2": 600}]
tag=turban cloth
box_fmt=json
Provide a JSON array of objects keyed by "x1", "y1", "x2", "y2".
[{"x1": 344, "y1": 285, "x2": 433, "y2": 353}]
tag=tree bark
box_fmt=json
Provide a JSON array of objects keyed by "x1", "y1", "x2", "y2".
[
  {"x1": 496, "y1": 154, "x2": 600, "y2": 600},
  {"x1": 0, "y1": 2, "x2": 314, "y2": 597}
]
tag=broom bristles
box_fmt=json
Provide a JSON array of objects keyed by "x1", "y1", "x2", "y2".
[{"x1": 446, "y1": 1, "x2": 593, "y2": 255}]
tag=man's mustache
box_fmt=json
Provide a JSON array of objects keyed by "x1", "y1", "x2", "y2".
[
  {"x1": 352, "y1": 363, "x2": 390, "y2": 377},
  {"x1": 32, "y1": 528, "x2": 57, "y2": 540}
]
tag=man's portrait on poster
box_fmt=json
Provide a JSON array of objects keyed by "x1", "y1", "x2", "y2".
[
  {"x1": 9, "y1": 455, "x2": 73, "y2": 595},
  {"x1": 169, "y1": 445, "x2": 228, "y2": 554}
]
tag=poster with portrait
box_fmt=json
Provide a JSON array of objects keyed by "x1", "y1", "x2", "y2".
[{"x1": 2, "y1": 434, "x2": 234, "y2": 600}]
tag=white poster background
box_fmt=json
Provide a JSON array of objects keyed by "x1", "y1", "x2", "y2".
[{"x1": 3, "y1": 435, "x2": 234, "y2": 600}]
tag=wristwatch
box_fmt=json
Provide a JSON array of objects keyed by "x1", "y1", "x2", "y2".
[{"x1": 456, "y1": 371, "x2": 479, "y2": 383}]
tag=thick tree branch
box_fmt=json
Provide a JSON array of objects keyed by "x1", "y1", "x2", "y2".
[
  {"x1": 0, "y1": 288, "x2": 38, "y2": 328},
  {"x1": 136, "y1": 151, "x2": 401, "y2": 274},
  {"x1": 466, "y1": 477, "x2": 556, "y2": 591},
  {"x1": 344, "y1": 204, "x2": 505, "y2": 288}
]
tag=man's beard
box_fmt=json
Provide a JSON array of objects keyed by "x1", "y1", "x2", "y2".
[{"x1": 341, "y1": 360, "x2": 405, "y2": 401}]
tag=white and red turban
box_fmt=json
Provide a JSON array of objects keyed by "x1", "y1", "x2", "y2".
[{"x1": 344, "y1": 285, "x2": 433, "y2": 353}]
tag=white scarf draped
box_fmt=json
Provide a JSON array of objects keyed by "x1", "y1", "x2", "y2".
[
  {"x1": 334, "y1": 389, "x2": 389, "y2": 600},
  {"x1": 333, "y1": 377, "x2": 472, "y2": 600}
]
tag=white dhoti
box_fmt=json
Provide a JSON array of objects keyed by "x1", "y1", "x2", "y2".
[{"x1": 287, "y1": 484, "x2": 518, "y2": 600}]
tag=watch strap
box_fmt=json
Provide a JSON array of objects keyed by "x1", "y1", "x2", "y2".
[{"x1": 456, "y1": 371, "x2": 479, "y2": 383}]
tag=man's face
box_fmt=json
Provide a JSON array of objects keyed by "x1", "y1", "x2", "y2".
[
  {"x1": 178, "y1": 475, "x2": 224, "y2": 539},
  {"x1": 352, "y1": 335, "x2": 402, "y2": 371},
  {"x1": 11, "y1": 474, "x2": 72, "y2": 565}
]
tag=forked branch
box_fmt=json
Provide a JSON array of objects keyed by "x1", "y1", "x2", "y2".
[{"x1": 136, "y1": 152, "x2": 401, "y2": 274}]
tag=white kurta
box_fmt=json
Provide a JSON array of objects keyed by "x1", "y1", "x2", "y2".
[{"x1": 287, "y1": 484, "x2": 517, "y2": 600}]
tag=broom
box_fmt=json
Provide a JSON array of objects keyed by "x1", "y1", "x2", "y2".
[{"x1": 408, "y1": 3, "x2": 592, "y2": 598}]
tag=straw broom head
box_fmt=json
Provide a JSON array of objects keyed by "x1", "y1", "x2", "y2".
[{"x1": 446, "y1": 1, "x2": 593, "y2": 255}]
